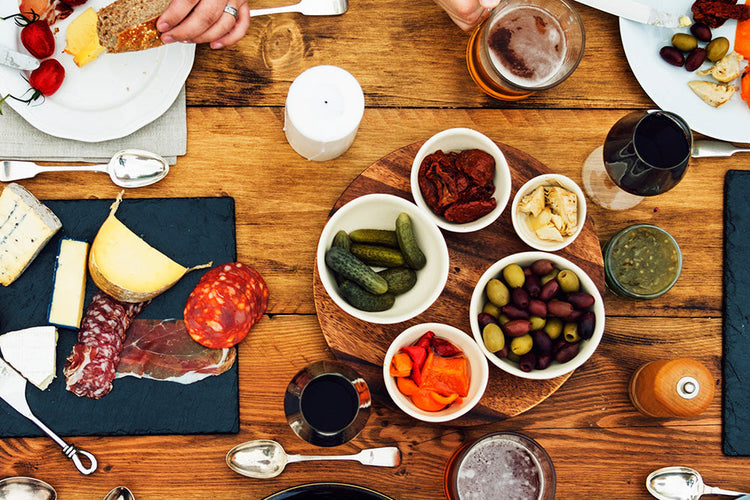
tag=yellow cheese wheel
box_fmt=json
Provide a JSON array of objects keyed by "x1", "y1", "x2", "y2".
[{"x1": 89, "y1": 193, "x2": 210, "y2": 302}]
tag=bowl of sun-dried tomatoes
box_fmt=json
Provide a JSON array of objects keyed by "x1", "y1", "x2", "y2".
[{"x1": 410, "y1": 128, "x2": 512, "y2": 233}]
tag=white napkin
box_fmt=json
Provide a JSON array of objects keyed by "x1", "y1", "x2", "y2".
[{"x1": 0, "y1": 86, "x2": 186, "y2": 165}]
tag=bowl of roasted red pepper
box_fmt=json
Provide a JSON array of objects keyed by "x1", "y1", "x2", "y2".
[
  {"x1": 383, "y1": 323, "x2": 489, "y2": 423},
  {"x1": 410, "y1": 128, "x2": 512, "y2": 233}
]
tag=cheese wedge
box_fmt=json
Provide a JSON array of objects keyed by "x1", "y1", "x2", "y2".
[
  {"x1": 0, "y1": 326, "x2": 58, "y2": 390},
  {"x1": 48, "y1": 238, "x2": 89, "y2": 329},
  {"x1": 89, "y1": 192, "x2": 210, "y2": 302},
  {"x1": 0, "y1": 183, "x2": 62, "y2": 286},
  {"x1": 64, "y1": 7, "x2": 106, "y2": 67}
]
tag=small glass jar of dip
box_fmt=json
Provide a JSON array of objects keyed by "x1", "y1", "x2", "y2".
[
  {"x1": 603, "y1": 224, "x2": 682, "y2": 300},
  {"x1": 443, "y1": 431, "x2": 556, "y2": 500}
]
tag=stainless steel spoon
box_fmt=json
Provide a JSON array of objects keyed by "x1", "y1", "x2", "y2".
[
  {"x1": 0, "y1": 149, "x2": 169, "y2": 188},
  {"x1": 250, "y1": 0, "x2": 348, "y2": 17},
  {"x1": 226, "y1": 439, "x2": 400, "y2": 479},
  {"x1": 103, "y1": 486, "x2": 135, "y2": 500},
  {"x1": 691, "y1": 139, "x2": 750, "y2": 158},
  {"x1": 647, "y1": 466, "x2": 749, "y2": 500},
  {"x1": 0, "y1": 477, "x2": 56, "y2": 500}
]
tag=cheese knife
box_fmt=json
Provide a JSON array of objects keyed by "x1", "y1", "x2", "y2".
[
  {"x1": 0, "y1": 357, "x2": 97, "y2": 475},
  {"x1": 573, "y1": 0, "x2": 684, "y2": 28},
  {"x1": 0, "y1": 45, "x2": 39, "y2": 71}
]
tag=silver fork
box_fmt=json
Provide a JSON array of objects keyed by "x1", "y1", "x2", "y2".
[
  {"x1": 691, "y1": 139, "x2": 750, "y2": 158},
  {"x1": 250, "y1": 0, "x2": 348, "y2": 17}
]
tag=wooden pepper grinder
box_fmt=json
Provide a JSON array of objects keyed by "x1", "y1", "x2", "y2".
[{"x1": 628, "y1": 358, "x2": 715, "y2": 417}]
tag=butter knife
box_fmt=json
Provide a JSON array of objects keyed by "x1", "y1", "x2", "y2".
[
  {"x1": 0, "y1": 45, "x2": 40, "y2": 71},
  {"x1": 0, "y1": 357, "x2": 97, "y2": 475},
  {"x1": 573, "y1": 0, "x2": 683, "y2": 28}
]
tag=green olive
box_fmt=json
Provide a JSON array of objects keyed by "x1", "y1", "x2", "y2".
[
  {"x1": 498, "y1": 313, "x2": 511, "y2": 325},
  {"x1": 529, "y1": 315, "x2": 547, "y2": 330},
  {"x1": 540, "y1": 268, "x2": 559, "y2": 285},
  {"x1": 486, "y1": 278, "x2": 510, "y2": 307},
  {"x1": 510, "y1": 334, "x2": 533, "y2": 356},
  {"x1": 556, "y1": 270, "x2": 580, "y2": 293},
  {"x1": 502, "y1": 264, "x2": 526, "y2": 289},
  {"x1": 482, "y1": 302, "x2": 501, "y2": 318},
  {"x1": 483, "y1": 323, "x2": 505, "y2": 353},
  {"x1": 544, "y1": 318, "x2": 563, "y2": 339},
  {"x1": 671, "y1": 33, "x2": 697, "y2": 52},
  {"x1": 706, "y1": 37, "x2": 729, "y2": 62},
  {"x1": 563, "y1": 322, "x2": 580, "y2": 343},
  {"x1": 507, "y1": 352, "x2": 521, "y2": 363}
]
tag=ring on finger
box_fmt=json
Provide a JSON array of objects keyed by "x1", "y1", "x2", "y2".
[{"x1": 223, "y1": 4, "x2": 239, "y2": 19}]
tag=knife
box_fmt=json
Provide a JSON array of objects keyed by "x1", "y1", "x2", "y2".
[
  {"x1": 0, "y1": 356, "x2": 97, "y2": 474},
  {"x1": 573, "y1": 0, "x2": 684, "y2": 28},
  {"x1": 0, "y1": 45, "x2": 40, "y2": 71}
]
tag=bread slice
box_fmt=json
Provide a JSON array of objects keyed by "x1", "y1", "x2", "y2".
[{"x1": 97, "y1": 0, "x2": 171, "y2": 53}]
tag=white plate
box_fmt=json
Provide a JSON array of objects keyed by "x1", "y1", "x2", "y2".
[
  {"x1": 0, "y1": 0, "x2": 194, "y2": 142},
  {"x1": 620, "y1": 0, "x2": 749, "y2": 143}
]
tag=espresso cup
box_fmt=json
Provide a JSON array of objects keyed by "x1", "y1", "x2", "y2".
[
  {"x1": 283, "y1": 360, "x2": 371, "y2": 447},
  {"x1": 466, "y1": 0, "x2": 585, "y2": 100}
]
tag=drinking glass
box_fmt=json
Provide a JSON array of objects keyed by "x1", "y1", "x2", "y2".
[
  {"x1": 283, "y1": 360, "x2": 371, "y2": 447},
  {"x1": 444, "y1": 431, "x2": 556, "y2": 500},
  {"x1": 466, "y1": 0, "x2": 585, "y2": 100},
  {"x1": 582, "y1": 110, "x2": 693, "y2": 210}
]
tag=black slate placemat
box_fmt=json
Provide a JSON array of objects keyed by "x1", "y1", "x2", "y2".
[
  {"x1": 723, "y1": 170, "x2": 750, "y2": 455},
  {"x1": 0, "y1": 196, "x2": 239, "y2": 437}
]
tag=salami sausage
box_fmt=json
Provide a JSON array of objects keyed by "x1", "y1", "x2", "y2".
[
  {"x1": 184, "y1": 262, "x2": 268, "y2": 348},
  {"x1": 64, "y1": 290, "x2": 147, "y2": 399}
]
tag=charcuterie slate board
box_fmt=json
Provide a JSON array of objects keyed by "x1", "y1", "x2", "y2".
[
  {"x1": 0, "y1": 196, "x2": 239, "y2": 437},
  {"x1": 313, "y1": 142, "x2": 605, "y2": 427},
  {"x1": 723, "y1": 170, "x2": 750, "y2": 455}
]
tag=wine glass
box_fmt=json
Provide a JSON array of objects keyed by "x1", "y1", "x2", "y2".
[{"x1": 582, "y1": 110, "x2": 693, "y2": 210}]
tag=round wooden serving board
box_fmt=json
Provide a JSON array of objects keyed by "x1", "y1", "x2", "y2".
[{"x1": 313, "y1": 141, "x2": 605, "y2": 427}]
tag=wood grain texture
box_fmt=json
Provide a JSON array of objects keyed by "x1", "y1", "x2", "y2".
[{"x1": 313, "y1": 141, "x2": 604, "y2": 426}]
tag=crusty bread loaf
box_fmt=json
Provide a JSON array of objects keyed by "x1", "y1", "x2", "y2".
[{"x1": 97, "y1": 0, "x2": 171, "y2": 53}]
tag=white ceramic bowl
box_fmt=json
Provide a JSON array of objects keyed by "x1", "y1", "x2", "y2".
[
  {"x1": 511, "y1": 174, "x2": 587, "y2": 252},
  {"x1": 317, "y1": 193, "x2": 449, "y2": 324},
  {"x1": 410, "y1": 128, "x2": 512, "y2": 233},
  {"x1": 469, "y1": 251, "x2": 605, "y2": 380},
  {"x1": 383, "y1": 323, "x2": 489, "y2": 423}
]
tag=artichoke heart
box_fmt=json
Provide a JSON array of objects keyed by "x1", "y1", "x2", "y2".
[
  {"x1": 697, "y1": 52, "x2": 742, "y2": 83},
  {"x1": 688, "y1": 80, "x2": 738, "y2": 107}
]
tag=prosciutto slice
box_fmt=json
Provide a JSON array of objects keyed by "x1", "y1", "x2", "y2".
[{"x1": 116, "y1": 319, "x2": 236, "y2": 383}]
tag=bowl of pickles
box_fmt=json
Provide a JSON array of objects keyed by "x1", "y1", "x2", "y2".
[{"x1": 469, "y1": 251, "x2": 605, "y2": 380}]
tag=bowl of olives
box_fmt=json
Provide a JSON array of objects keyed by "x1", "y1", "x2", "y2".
[{"x1": 469, "y1": 251, "x2": 605, "y2": 380}]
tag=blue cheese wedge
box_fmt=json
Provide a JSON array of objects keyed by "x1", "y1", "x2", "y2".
[
  {"x1": 0, "y1": 326, "x2": 58, "y2": 390},
  {"x1": 0, "y1": 183, "x2": 62, "y2": 286},
  {"x1": 48, "y1": 238, "x2": 89, "y2": 329}
]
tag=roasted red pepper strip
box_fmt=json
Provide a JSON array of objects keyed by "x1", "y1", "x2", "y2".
[
  {"x1": 415, "y1": 331, "x2": 435, "y2": 350},
  {"x1": 431, "y1": 337, "x2": 463, "y2": 357},
  {"x1": 401, "y1": 345, "x2": 428, "y2": 371},
  {"x1": 741, "y1": 67, "x2": 750, "y2": 107}
]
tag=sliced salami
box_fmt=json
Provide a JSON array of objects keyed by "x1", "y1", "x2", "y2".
[
  {"x1": 184, "y1": 262, "x2": 268, "y2": 348},
  {"x1": 64, "y1": 290, "x2": 147, "y2": 399}
]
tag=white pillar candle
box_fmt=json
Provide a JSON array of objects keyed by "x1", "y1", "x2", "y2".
[{"x1": 284, "y1": 65, "x2": 365, "y2": 162}]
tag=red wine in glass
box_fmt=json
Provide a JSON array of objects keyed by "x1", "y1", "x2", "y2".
[{"x1": 603, "y1": 111, "x2": 692, "y2": 197}]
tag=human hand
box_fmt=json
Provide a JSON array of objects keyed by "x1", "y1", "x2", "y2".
[
  {"x1": 433, "y1": 0, "x2": 501, "y2": 31},
  {"x1": 157, "y1": 0, "x2": 250, "y2": 49}
]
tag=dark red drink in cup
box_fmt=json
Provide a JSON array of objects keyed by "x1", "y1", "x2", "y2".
[{"x1": 444, "y1": 432, "x2": 555, "y2": 499}]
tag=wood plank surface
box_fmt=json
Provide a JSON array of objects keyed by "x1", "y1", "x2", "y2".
[{"x1": 1, "y1": 0, "x2": 749, "y2": 496}]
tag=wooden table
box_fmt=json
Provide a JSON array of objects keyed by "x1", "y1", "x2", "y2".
[{"x1": 1, "y1": 0, "x2": 747, "y2": 498}]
